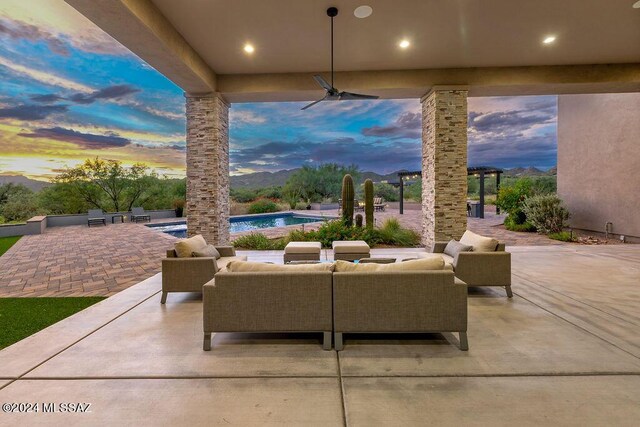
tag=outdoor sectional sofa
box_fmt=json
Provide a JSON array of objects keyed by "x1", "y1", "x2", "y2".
[
  {"x1": 202, "y1": 258, "x2": 468, "y2": 352},
  {"x1": 203, "y1": 268, "x2": 334, "y2": 351}
]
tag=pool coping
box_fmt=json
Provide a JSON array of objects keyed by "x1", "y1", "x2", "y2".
[{"x1": 146, "y1": 211, "x2": 338, "y2": 234}]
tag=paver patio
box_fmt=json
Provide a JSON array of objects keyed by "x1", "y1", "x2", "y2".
[{"x1": 0, "y1": 245, "x2": 638, "y2": 425}]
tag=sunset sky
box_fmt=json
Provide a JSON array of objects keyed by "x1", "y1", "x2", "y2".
[{"x1": 0, "y1": 0, "x2": 557, "y2": 182}]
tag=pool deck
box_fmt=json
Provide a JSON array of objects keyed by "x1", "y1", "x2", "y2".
[{"x1": 0, "y1": 207, "x2": 619, "y2": 297}]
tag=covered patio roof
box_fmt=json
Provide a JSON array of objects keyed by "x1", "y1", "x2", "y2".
[{"x1": 65, "y1": 0, "x2": 640, "y2": 101}]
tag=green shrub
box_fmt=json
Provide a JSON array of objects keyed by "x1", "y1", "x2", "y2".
[
  {"x1": 294, "y1": 202, "x2": 308, "y2": 210},
  {"x1": 247, "y1": 198, "x2": 280, "y2": 214},
  {"x1": 257, "y1": 186, "x2": 282, "y2": 200},
  {"x1": 403, "y1": 179, "x2": 422, "y2": 201},
  {"x1": 548, "y1": 231, "x2": 574, "y2": 242},
  {"x1": 522, "y1": 194, "x2": 569, "y2": 234},
  {"x1": 231, "y1": 188, "x2": 258, "y2": 203},
  {"x1": 504, "y1": 216, "x2": 536, "y2": 232},
  {"x1": 232, "y1": 233, "x2": 286, "y2": 250},
  {"x1": 376, "y1": 218, "x2": 421, "y2": 247}
]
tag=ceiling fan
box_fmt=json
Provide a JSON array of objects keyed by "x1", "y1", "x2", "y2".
[{"x1": 301, "y1": 7, "x2": 379, "y2": 110}]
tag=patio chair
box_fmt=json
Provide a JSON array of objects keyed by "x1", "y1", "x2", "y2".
[
  {"x1": 374, "y1": 197, "x2": 386, "y2": 211},
  {"x1": 87, "y1": 209, "x2": 106, "y2": 227},
  {"x1": 131, "y1": 207, "x2": 151, "y2": 223}
]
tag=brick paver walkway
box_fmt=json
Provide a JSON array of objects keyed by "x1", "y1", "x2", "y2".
[
  {"x1": 0, "y1": 207, "x2": 568, "y2": 297},
  {"x1": 0, "y1": 222, "x2": 178, "y2": 297}
]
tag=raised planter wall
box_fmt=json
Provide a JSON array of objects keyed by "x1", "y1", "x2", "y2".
[
  {"x1": 0, "y1": 209, "x2": 176, "y2": 237},
  {"x1": 310, "y1": 203, "x2": 339, "y2": 211}
]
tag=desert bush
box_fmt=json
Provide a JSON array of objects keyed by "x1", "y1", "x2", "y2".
[
  {"x1": 256, "y1": 186, "x2": 282, "y2": 200},
  {"x1": 548, "y1": 231, "x2": 574, "y2": 242},
  {"x1": 376, "y1": 218, "x2": 421, "y2": 247},
  {"x1": 232, "y1": 233, "x2": 286, "y2": 250},
  {"x1": 0, "y1": 192, "x2": 42, "y2": 222},
  {"x1": 247, "y1": 198, "x2": 280, "y2": 214},
  {"x1": 496, "y1": 178, "x2": 533, "y2": 227},
  {"x1": 294, "y1": 202, "x2": 308, "y2": 210},
  {"x1": 403, "y1": 179, "x2": 422, "y2": 201},
  {"x1": 231, "y1": 188, "x2": 258, "y2": 203},
  {"x1": 504, "y1": 216, "x2": 536, "y2": 232},
  {"x1": 522, "y1": 194, "x2": 569, "y2": 234}
]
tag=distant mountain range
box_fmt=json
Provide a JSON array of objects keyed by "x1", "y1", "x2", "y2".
[
  {"x1": 502, "y1": 166, "x2": 557, "y2": 177},
  {"x1": 0, "y1": 166, "x2": 556, "y2": 192},
  {"x1": 230, "y1": 169, "x2": 402, "y2": 189},
  {"x1": 0, "y1": 175, "x2": 51, "y2": 191},
  {"x1": 231, "y1": 166, "x2": 556, "y2": 188}
]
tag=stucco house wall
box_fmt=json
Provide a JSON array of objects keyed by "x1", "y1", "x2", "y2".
[{"x1": 558, "y1": 93, "x2": 640, "y2": 240}]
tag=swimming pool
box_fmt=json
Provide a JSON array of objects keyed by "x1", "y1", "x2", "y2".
[{"x1": 147, "y1": 212, "x2": 331, "y2": 238}]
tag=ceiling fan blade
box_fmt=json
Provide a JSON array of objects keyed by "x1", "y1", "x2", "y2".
[
  {"x1": 301, "y1": 94, "x2": 328, "y2": 110},
  {"x1": 313, "y1": 74, "x2": 334, "y2": 91},
  {"x1": 339, "y1": 92, "x2": 379, "y2": 100}
]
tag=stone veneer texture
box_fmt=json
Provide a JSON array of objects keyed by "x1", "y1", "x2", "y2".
[
  {"x1": 185, "y1": 93, "x2": 230, "y2": 245},
  {"x1": 421, "y1": 89, "x2": 468, "y2": 248}
]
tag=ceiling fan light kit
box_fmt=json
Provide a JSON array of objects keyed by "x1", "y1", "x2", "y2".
[{"x1": 302, "y1": 7, "x2": 379, "y2": 110}]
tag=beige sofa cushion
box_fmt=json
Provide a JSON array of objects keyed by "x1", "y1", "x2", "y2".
[
  {"x1": 459, "y1": 230, "x2": 499, "y2": 252},
  {"x1": 334, "y1": 260, "x2": 380, "y2": 272},
  {"x1": 335, "y1": 257, "x2": 445, "y2": 272},
  {"x1": 174, "y1": 235, "x2": 207, "y2": 258},
  {"x1": 332, "y1": 240, "x2": 370, "y2": 253},
  {"x1": 192, "y1": 244, "x2": 221, "y2": 259},
  {"x1": 216, "y1": 256, "x2": 248, "y2": 270},
  {"x1": 227, "y1": 260, "x2": 335, "y2": 272},
  {"x1": 285, "y1": 241, "x2": 322, "y2": 254},
  {"x1": 417, "y1": 253, "x2": 454, "y2": 269}
]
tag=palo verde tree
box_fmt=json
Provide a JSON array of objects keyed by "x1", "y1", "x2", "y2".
[{"x1": 55, "y1": 158, "x2": 157, "y2": 212}]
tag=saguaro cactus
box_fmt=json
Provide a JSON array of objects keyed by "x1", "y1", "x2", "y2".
[
  {"x1": 364, "y1": 178, "x2": 374, "y2": 229},
  {"x1": 341, "y1": 174, "x2": 354, "y2": 226},
  {"x1": 355, "y1": 214, "x2": 363, "y2": 228}
]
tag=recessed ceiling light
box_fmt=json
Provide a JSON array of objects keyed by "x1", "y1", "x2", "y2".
[
  {"x1": 542, "y1": 35, "x2": 556, "y2": 45},
  {"x1": 633, "y1": 0, "x2": 640, "y2": 8},
  {"x1": 243, "y1": 43, "x2": 255, "y2": 54},
  {"x1": 399, "y1": 39, "x2": 410, "y2": 49},
  {"x1": 354, "y1": 5, "x2": 373, "y2": 18}
]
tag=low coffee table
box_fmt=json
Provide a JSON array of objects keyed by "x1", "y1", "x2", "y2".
[{"x1": 111, "y1": 214, "x2": 125, "y2": 224}]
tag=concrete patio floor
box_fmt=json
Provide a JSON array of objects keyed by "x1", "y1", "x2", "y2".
[{"x1": 1, "y1": 245, "x2": 639, "y2": 425}]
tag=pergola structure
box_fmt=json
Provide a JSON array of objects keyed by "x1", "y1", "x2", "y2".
[
  {"x1": 397, "y1": 167, "x2": 503, "y2": 218},
  {"x1": 64, "y1": 0, "x2": 640, "y2": 247}
]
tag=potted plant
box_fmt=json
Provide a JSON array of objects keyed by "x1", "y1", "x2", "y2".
[{"x1": 173, "y1": 199, "x2": 185, "y2": 218}]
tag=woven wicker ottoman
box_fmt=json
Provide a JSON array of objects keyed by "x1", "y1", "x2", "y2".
[
  {"x1": 332, "y1": 240, "x2": 371, "y2": 261},
  {"x1": 284, "y1": 241, "x2": 322, "y2": 263}
]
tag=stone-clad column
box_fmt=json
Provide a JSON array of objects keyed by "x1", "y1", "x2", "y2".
[
  {"x1": 185, "y1": 92, "x2": 230, "y2": 244},
  {"x1": 421, "y1": 87, "x2": 468, "y2": 249}
]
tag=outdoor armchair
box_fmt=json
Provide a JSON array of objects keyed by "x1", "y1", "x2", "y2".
[
  {"x1": 430, "y1": 237, "x2": 512, "y2": 297},
  {"x1": 161, "y1": 245, "x2": 246, "y2": 303},
  {"x1": 87, "y1": 209, "x2": 106, "y2": 227},
  {"x1": 131, "y1": 207, "x2": 151, "y2": 223}
]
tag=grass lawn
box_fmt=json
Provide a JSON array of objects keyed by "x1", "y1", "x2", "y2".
[
  {"x1": 0, "y1": 236, "x2": 21, "y2": 257},
  {"x1": 0, "y1": 297, "x2": 106, "y2": 349}
]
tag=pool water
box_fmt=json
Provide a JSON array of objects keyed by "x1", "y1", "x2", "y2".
[{"x1": 147, "y1": 213, "x2": 330, "y2": 238}]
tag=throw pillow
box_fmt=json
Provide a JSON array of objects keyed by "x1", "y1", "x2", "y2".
[
  {"x1": 379, "y1": 257, "x2": 444, "y2": 271},
  {"x1": 459, "y1": 230, "x2": 499, "y2": 252},
  {"x1": 443, "y1": 240, "x2": 472, "y2": 258},
  {"x1": 174, "y1": 234, "x2": 207, "y2": 258},
  {"x1": 334, "y1": 260, "x2": 380, "y2": 272},
  {"x1": 227, "y1": 261, "x2": 335, "y2": 272},
  {"x1": 192, "y1": 244, "x2": 221, "y2": 259}
]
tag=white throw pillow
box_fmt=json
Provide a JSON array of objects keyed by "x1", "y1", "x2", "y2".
[{"x1": 459, "y1": 230, "x2": 499, "y2": 252}]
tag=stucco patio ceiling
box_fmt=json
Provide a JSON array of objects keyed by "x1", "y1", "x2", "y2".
[{"x1": 66, "y1": 0, "x2": 640, "y2": 101}]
